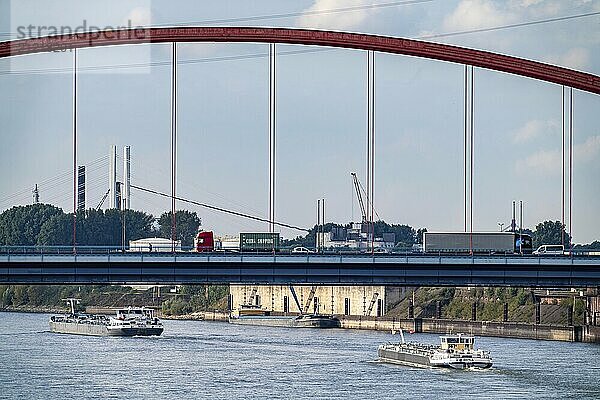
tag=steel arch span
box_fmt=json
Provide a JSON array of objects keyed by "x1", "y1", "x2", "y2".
[{"x1": 1, "y1": 27, "x2": 599, "y2": 94}]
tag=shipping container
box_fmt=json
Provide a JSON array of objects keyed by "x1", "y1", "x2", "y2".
[
  {"x1": 423, "y1": 232, "x2": 532, "y2": 254},
  {"x1": 240, "y1": 232, "x2": 280, "y2": 252}
]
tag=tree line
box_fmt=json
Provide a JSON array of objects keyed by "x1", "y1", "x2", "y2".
[
  {"x1": 284, "y1": 219, "x2": 599, "y2": 249},
  {"x1": 0, "y1": 204, "x2": 201, "y2": 248},
  {"x1": 0, "y1": 204, "x2": 598, "y2": 250}
]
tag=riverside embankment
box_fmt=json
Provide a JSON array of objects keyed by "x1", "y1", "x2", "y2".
[
  {"x1": 6, "y1": 305, "x2": 598, "y2": 343},
  {"x1": 159, "y1": 310, "x2": 600, "y2": 343},
  {"x1": 338, "y1": 316, "x2": 594, "y2": 342}
]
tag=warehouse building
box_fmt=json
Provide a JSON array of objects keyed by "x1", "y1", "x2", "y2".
[{"x1": 229, "y1": 285, "x2": 405, "y2": 317}]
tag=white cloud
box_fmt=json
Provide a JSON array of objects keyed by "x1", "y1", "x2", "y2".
[
  {"x1": 178, "y1": 42, "x2": 222, "y2": 59},
  {"x1": 443, "y1": 0, "x2": 517, "y2": 31},
  {"x1": 512, "y1": 119, "x2": 558, "y2": 143},
  {"x1": 518, "y1": 148, "x2": 562, "y2": 174},
  {"x1": 125, "y1": 6, "x2": 152, "y2": 27},
  {"x1": 517, "y1": 135, "x2": 600, "y2": 174},
  {"x1": 543, "y1": 48, "x2": 591, "y2": 71},
  {"x1": 517, "y1": 0, "x2": 544, "y2": 7},
  {"x1": 577, "y1": 135, "x2": 600, "y2": 162},
  {"x1": 296, "y1": 0, "x2": 374, "y2": 30}
]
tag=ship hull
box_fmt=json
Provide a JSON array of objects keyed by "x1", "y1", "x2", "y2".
[
  {"x1": 229, "y1": 315, "x2": 340, "y2": 328},
  {"x1": 49, "y1": 321, "x2": 163, "y2": 337},
  {"x1": 440, "y1": 360, "x2": 493, "y2": 369},
  {"x1": 106, "y1": 326, "x2": 164, "y2": 336},
  {"x1": 229, "y1": 316, "x2": 296, "y2": 327},
  {"x1": 378, "y1": 348, "x2": 492, "y2": 369},
  {"x1": 50, "y1": 321, "x2": 108, "y2": 336},
  {"x1": 378, "y1": 348, "x2": 432, "y2": 368},
  {"x1": 293, "y1": 316, "x2": 341, "y2": 328}
]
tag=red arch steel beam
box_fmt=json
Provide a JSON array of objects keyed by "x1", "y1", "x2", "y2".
[{"x1": 1, "y1": 27, "x2": 599, "y2": 94}]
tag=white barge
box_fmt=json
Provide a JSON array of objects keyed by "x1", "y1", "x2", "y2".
[
  {"x1": 378, "y1": 332, "x2": 492, "y2": 369},
  {"x1": 49, "y1": 299, "x2": 163, "y2": 337}
]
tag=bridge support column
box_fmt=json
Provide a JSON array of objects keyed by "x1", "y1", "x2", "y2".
[
  {"x1": 72, "y1": 48, "x2": 78, "y2": 253},
  {"x1": 365, "y1": 50, "x2": 375, "y2": 252},
  {"x1": 503, "y1": 302, "x2": 509, "y2": 322},
  {"x1": 471, "y1": 302, "x2": 477, "y2": 321},
  {"x1": 436, "y1": 301, "x2": 442, "y2": 319},
  {"x1": 170, "y1": 42, "x2": 178, "y2": 251},
  {"x1": 269, "y1": 43, "x2": 276, "y2": 232},
  {"x1": 535, "y1": 302, "x2": 541, "y2": 325},
  {"x1": 408, "y1": 299, "x2": 414, "y2": 319}
]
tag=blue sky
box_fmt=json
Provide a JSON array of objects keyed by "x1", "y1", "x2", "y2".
[{"x1": 0, "y1": 0, "x2": 599, "y2": 243}]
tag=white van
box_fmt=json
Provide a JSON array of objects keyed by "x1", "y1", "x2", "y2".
[{"x1": 533, "y1": 244, "x2": 565, "y2": 256}]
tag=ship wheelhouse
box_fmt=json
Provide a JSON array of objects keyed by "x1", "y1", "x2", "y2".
[{"x1": 440, "y1": 334, "x2": 475, "y2": 351}]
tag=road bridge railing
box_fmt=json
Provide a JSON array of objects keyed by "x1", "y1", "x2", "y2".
[{"x1": 1, "y1": 248, "x2": 599, "y2": 286}]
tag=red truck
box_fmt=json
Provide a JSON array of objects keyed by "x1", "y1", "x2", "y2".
[{"x1": 195, "y1": 231, "x2": 215, "y2": 252}]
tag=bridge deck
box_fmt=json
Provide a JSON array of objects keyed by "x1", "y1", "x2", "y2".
[{"x1": 1, "y1": 253, "x2": 599, "y2": 287}]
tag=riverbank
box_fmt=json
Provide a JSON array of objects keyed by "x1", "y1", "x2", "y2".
[
  {"x1": 161, "y1": 310, "x2": 600, "y2": 343},
  {"x1": 337, "y1": 316, "x2": 595, "y2": 342},
  {"x1": 163, "y1": 310, "x2": 228, "y2": 321},
  {"x1": 1, "y1": 305, "x2": 64, "y2": 314},
  {"x1": 4, "y1": 305, "x2": 598, "y2": 343}
]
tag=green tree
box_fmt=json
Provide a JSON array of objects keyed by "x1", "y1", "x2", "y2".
[
  {"x1": 574, "y1": 241, "x2": 600, "y2": 250},
  {"x1": 123, "y1": 209, "x2": 156, "y2": 242},
  {"x1": 37, "y1": 213, "x2": 72, "y2": 246},
  {"x1": 77, "y1": 209, "x2": 155, "y2": 246},
  {"x1": 158, "y1": 210, "x2": 201, "y2": 248},
  {"x1": 533, "y1": 220, "x2": 570, "y2": 248},
  {"x1": 416, "y1": 228, "x2": 427, "y2": 244},
  {"x1": 0, "y1": 204, "x2": 64, "y2": 245},
  {"x1": 1, "y1": 286, "x2": 14, "y2": 307}
]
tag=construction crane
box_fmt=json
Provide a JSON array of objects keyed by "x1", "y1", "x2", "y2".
[
  {"x1": 96, "y1": 189, "x2": 110, "y2": 211},
  {"x1": 303, "y1": 286, "x2": 317, "y2": 314},
  {"x1": 351, "y1": 172, "x2": 381, "y2": 223},
  {"x1": 289, "y1": 286, "x2": 304, "y2": 315},
  {"x1": 366, "y1": 292, "x2": 379, "y2": 316},
  {"x1": 351, "y1": 172, "x2": 367, "y2": 223}
]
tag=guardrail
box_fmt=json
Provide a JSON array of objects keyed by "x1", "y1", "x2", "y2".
[{"x1": 0, "y1": 245, "x2": 598, "y2": 257}]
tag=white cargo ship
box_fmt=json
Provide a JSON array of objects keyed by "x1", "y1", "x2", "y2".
[
  {"x1": 378, "y1": 332, "x2": 492, "y2": 369},
  {"x1": 49, "y1": 299, "x2": 163, "y2": 337}
]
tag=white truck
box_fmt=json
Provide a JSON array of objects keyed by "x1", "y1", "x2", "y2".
[{"x1": 423, "y1": 232, "x2": 532, "y2": 254}]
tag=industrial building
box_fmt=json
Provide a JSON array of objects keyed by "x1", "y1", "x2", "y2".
[
  {"x1": 229, "y1": 284, "x2": 405, "y2": 317},
  {"x1": 318, "y1": 222, "x2": 395, "y2": 251},
  {"x1": 108, "y1": 144, "x2": 131, "y2": 210}
]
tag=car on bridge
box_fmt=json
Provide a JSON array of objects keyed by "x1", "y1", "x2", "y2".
[
  {"x1": 533, "y1": 244, "x2": 565, "y2": 256},
  {"x1": 292, "y1": 246, "x2": 314, "y2": 254}
]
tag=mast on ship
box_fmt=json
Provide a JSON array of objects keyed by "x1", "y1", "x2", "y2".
[{"x1": 62, "y1": 298, "x2": 80, "y2": 315}]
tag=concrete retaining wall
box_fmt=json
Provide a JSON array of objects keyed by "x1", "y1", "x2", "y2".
[
  {"x1": 582, "y1": 325, "x2": 600, "y2": 343},
  {"x1": 338, "y1": 316, "x2": 583, "y2": 342},
  {"x1": 168, "y1": 311, "x2": 600, "y2": 343}
]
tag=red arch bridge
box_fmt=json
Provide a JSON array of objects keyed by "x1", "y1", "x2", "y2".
[{"x1": 1, "y1": 26, "x2": 599, "y2": 92}]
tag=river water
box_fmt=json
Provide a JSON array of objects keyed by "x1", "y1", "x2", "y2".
[{"x1": 1, "y1": 312, "x2": 599, "y2": 399}]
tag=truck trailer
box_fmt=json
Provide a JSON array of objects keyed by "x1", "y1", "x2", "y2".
[
  {"x1": 195, "y1": 231, "x2": 280, "y2": 253},
  {"x1": 423, "y1": 232, "x2": 532, "y2": 254},
  {"x1": 240, "y1": 232, "x2": 280, "y2": 252}
]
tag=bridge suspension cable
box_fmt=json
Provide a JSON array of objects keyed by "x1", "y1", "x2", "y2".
[
  {"x1": 420, "y1": 11, "x2": 600, "y2": 40},
  {"x1": 130, "y1": 184, "x2": 310, "y2": 232}
]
